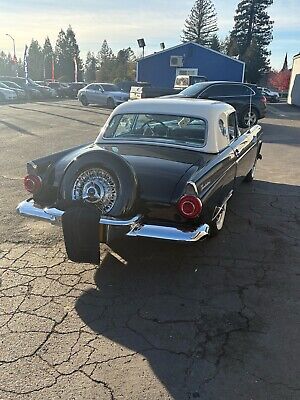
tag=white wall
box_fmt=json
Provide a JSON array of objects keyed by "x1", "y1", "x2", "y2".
[{"x1": 288, "y1": 55, "x2": 300, "y2": 106}]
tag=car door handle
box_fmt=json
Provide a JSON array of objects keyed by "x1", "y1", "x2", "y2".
[{"x1": 234, "y1": 149, "x2": 240, "y2": 157}]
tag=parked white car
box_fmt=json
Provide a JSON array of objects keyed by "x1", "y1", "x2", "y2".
[
  {"x1": 0, "y1": 87, "x2": 17, "y2": 102},
  {"x1": 78, "y1": 83, "x2": 129, "y2": 108}
]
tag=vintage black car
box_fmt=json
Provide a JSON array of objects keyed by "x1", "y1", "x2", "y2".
[{"x1": 17, "y1": 98, "x2": 263, "y2": 264}]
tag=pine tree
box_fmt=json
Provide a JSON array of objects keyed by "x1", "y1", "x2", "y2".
[
  {"x1": 28, "y1": 39, "x2": 44, "y2": 80},
  {"x1": 43, "y1": 37, "x2": 54, "y2": 80},
  {"x1": 55, "y1": 29, "x2": 68, "y2": 80},
  {"x1": 114, "y1": 48, "x2": 136, "y2": 82},
  {"x1": 97, "y1": 40, "x2": 114, "y2": 65},
  {"x1": 181, "y1": 0, "x2": 218, "y2": 46},
  {"x1": 66, "y1": 25, "x2": 83, "y2": 81},
  {"x1": 85, "y1": 51, "x2": 98, "y2": 82},
  {"x1": 0, "y1": 51, "x2": 11, "y2": 75},
  {"x1": 229, "y1": 0, "x2": 274, "y2": 82},
  {"x1": 55, "y1": 26, "x2": 83, "y2": 81},
  {"x1": 96, "y1": 40, "x2": 115, "y2": 82},
  {"x1": 209, "y1": 34, "x2": 221, "y2": 52}
]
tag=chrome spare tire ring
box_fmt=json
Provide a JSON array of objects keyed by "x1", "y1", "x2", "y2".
[{"x1": 72, "y1": 168, "x2": 117, "y2": 213}]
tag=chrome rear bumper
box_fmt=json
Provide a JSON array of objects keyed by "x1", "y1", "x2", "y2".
[{"x1": 16, "y1": 199, "x2": 210, "y2": 242}]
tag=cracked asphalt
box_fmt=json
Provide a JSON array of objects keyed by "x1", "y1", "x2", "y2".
[{"x1": 0, "y1": 100, "x2": 299, "y2": 399}]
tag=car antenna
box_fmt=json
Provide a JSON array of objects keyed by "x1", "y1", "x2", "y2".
[{"x1": 248, "y1": 87, "x2": 253, "y2": 129}]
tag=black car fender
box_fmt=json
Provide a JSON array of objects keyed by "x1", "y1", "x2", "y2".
[{"x1": 58, "y1": 148, "x2": 139, "y2": 217}]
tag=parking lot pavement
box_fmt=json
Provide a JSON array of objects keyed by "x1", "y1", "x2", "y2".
[{"x1": 0, "y1": 100, "x2": 299, "y2": 399}]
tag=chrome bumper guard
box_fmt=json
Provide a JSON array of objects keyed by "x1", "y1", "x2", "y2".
[{"x1": 16, "y1": 200, "x2": 210, "y2": 242}]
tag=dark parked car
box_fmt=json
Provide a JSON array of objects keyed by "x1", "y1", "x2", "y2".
[
  {"x1": 17, "y1": 98, "x2": 263, "y2": 265},
  {"x1": 172, "y1": 81, "x2": 267, "y2": 128},
  {"x1": 68, "y1": 82, "x2": 86, "y2": 98},
  {"x1": 47, "y1": 82, "x2": 73, "y2": 98}
]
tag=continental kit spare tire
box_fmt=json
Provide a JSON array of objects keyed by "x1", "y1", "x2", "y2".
[
  {"x1": 59, "y1": 148, "x2": 138, "y2": 217},
  {"x1": 59, "y1": 149, "x2": 138, "y2": 264}
]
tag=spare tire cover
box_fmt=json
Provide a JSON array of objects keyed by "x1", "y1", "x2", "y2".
[{"x1": 59, "y1": 149, "x2": 138, "y2": 217}]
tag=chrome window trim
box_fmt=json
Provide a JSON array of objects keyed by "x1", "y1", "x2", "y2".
[{"x1": 199, "y1": 83, "x2": 256, "y2": 99}]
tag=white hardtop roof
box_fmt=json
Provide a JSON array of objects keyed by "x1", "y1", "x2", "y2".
[{"x1": 112, "y1": 98, "x2": 235, "y2": 119}]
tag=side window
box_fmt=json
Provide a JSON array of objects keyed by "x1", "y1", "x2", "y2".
[
  {"x1": 228, "y1": 112, "x2": 238, "y2": 141},
  {"x1": 114, "y1": 114, "x2": 136, "y2": 136},
  {"x1": 200, "y1": 85, "x2": 222, "y2": 98}
]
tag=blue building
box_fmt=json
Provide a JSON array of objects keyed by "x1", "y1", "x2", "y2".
[{"x1": 136, "y1": 42, "x2": 245, "y2": 88}]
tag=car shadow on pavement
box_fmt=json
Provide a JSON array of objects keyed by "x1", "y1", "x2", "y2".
[
  {"x1": 36, "y1": 101, "x2": 112, "y2": 116},
  {"x1": 0, "y1": 119, "x2": 37, "y2": 136},
  {"x1": 75, "y1": 180, "x2": 300, "y2": 399},
  {"x1": 267, "y1": 103, "x2": 300, "y2": 122},
  {"x1": 9, "y1": 105, "x2": 100, "y2": 127}
]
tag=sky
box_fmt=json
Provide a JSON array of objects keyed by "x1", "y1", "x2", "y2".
[{"x1": 0, "y1": 0, "x2": 299, "y2": 70}]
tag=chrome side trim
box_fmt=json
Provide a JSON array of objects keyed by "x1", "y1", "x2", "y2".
[
  {"x1": 212, "y1": 190, "x2": 233, "y2": 221},
  {"x1": 17, "y1": 200, "x2": 141, "y2": 227},
  {"x1": 127, "y1": 223, "x2": 210, "y2": 242}
]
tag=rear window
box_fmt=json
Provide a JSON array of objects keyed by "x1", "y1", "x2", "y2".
[
  {"x1": 101, "y1": 84, "x2": 119, "y2": 92},
  {"x1": 178, "y1": 82, "x2": 210, "y2": 97},
  {"x1": 101, "y1": 113, "x2": 207, "y2": 147},
  {"x1": 203, "y1": 84, "x2": 255, "y2": 97}
]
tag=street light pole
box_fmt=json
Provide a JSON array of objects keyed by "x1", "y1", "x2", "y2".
[
  {"x1": 5, "y1": 33, "x2": 17, "y2": 76},
  {"x1": 5, "y1": 33, "x2": 16, "y2": 60}
]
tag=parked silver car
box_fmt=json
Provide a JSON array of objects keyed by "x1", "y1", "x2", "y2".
[{"x1": 78, "y1": 83, "x2": 129, "y2": 107}]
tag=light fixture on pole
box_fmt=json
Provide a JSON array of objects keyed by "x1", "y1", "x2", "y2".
[
  {"x1": 160, "y1": 42, "x2": 165, "y2": 50},
  {"x1": 5, "y1": 33, "x2": 17, "y2": 76},
  {"x1": 137, "y1": 38, "x2": 146, "y2": 58},
  {"x1": 5, "y1": 33, "x2": 16, "y2": 61}
]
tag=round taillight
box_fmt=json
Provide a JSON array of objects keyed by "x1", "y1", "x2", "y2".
[
  {"x1": 177, "y1": 195, "x2": 202, "y2": 219},
  {"x1": 24, "y1": 175, "x2": 42, "y2": 194}
]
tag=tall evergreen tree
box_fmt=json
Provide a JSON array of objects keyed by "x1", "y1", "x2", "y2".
[
  {"x1": 209, "y1": 34, "x2": 221, "y2": 52},
  {"x1": 97, "y1": 40, "x2": 114, "y2": 65},
  {"x1": 55, "y1": 26, "x2": 83, "y2": 81},
  {"x1": 181, "y1": 0, "x2": 218, "y2": 46},
  {"x1": 28, "y1": 39, "x2": 44, "y2": 80},
  {"x1": 229, "y1": 0, "x2": 274, "y2": 82},
  {"x1": 66, "y1": 25, "x2": 83, "y2": 81},
  {"x1": 55, "y1": 29, "x2": 68, "y2": 79},
  {"x1": 85, "y1": 51, "x2": 98, "y2": 82},
  {"x1": 114, "y1": 47, "x2": 136, "y2": 81},
  {"x1": 43, "y1": 37, "x2": 54, "y2": 80},
  {"x1": 96, "y1": 40, "x2": 115, "y2": 82},
  {"x1": 0, "y1": 51, "x2": 11, "y2": 75}
]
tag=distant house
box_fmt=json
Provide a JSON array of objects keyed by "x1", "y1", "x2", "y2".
[
  {"x1": 288, "y1": 53, "x2": 300, "y2": 106},
  {"x1": 136, "y1": 42, "x2": 245, "y2": 89}
]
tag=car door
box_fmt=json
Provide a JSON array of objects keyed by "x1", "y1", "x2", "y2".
[
  {"x1": 228, "y1": 111, "x2": 258, "y2": 186},
  {"x1": 84, "y1": 84, "x2": 96, "y2": 102}
]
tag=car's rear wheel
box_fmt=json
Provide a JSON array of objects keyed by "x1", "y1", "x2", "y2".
[
  {"x1": 240, "y1": 108, "x2": 259, "y2": 128},
  {"x1": 80, "y1": 95, "x2": 89, "y2": 106},
  {"x1": 107, "y1": 98, "x2": 115, "y2": 109},
  {"x1": 209, "y1": 201, "x2": 228, "y2": 237}
]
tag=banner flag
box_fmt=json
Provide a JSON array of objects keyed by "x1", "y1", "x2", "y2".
[
  {"x1": 51, "y1": 55, "x2": 55, "y2": 82},
  {"x1": 74, "y1": 57, "x2": 78, "y2": 83},
  {"x1": 24, "y1": 45, "x2": 29, "y2": 84}
]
